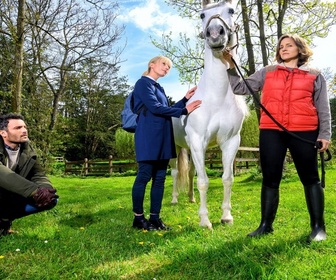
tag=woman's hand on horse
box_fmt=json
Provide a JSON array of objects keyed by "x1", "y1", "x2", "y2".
[
  {"x1": 186, "y1": 100, "x2": 202, "y2": 114},
  {"x1": 220, "y1": 50, "x2": 235, "y2": 69},
  {"x1": 185, "y1": 86, "x2": 197, "y2": 99}
]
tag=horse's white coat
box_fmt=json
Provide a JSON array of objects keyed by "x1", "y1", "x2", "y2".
[{"x1": 171, "y1": 0, "x2": 248, "y2": 229}]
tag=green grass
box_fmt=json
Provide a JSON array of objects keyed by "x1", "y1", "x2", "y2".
[{"x1": 1, "y1": 165, "x2": 336, "y2": 279}]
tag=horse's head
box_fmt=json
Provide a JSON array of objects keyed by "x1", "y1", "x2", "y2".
[{"x1": 199, "y1": 0, "x2": 238, "y2": 54}]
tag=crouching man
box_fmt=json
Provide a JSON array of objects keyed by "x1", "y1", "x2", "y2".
[{"x1": 0, "y1": 113, "x2": 58, "y2": 236}]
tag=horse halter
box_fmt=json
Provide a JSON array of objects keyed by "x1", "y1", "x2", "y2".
[{"x1": 199, "y1": 13, "x2": 239, "y2": 51}]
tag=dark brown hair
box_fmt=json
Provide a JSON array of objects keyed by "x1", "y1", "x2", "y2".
[
  {"x1": 275, "y1": 34, "x2": 313, "y2": 66},
  {"x1": 0, "y1": 113, "x2": 25, "y2": 131}
]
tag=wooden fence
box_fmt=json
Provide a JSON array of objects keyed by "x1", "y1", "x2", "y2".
[
  {"x1": 206, "y1": 146, "x2": 259, "y2": 175},
  {"x1": 64, "y1": 147, "x2": 259, "y2": 176},
  {"x1": 64, "y1": 156, "x2": 137, "y2": 176}
]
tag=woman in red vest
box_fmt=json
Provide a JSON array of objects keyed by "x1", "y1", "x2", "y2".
[{"x1": 221, "y1": 34, "x2": 331, "y2": 242}]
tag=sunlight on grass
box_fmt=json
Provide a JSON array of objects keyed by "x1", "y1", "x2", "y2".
[{"x1": 1, "y1": 164, "x2": 336, "y2": 279}]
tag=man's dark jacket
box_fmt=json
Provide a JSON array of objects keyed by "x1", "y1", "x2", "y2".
[{"x1": 0, "y1": 137, "x2": 52, "y2": 198}]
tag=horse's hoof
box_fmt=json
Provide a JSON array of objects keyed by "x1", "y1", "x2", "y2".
[
  {"x1": 221, "y1": 219, "x2": 233, "y2": 225},
  {"x1": 171, "y1": 198, "x2": 178, "y2": 204},
  {"x1": 199, "y1": 220, "x2": 212, "y2": 229}
]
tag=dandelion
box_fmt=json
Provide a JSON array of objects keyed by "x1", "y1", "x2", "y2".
[
  {"x1": 157, "y1": 233, "x2": 163, "y2": 236},
  {"x1": 0, "y1": 256, "x2": 4, "y2": 259},
  {"x1": 80, "y1": 227, "x2": 85, "y2": 230},
  {"x1": 15, "y1": 249, "x2": 20, "y2": 252},
  {"x1": 138, "y1": 241, "x2": 144, "y2": 245}
]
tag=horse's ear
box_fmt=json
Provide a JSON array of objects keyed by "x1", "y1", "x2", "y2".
[
  {"x1": 228, "y1": 23, "x2": 239, "y2": 49},
  {"x1": 202, "y1": 0, "x2": 214, "y2": 8}
]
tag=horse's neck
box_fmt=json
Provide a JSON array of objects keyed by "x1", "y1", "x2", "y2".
[{"x1": 199, "y1": 49, "x2": 230, "y2": 92}]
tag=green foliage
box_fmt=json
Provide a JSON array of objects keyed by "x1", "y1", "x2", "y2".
[
  {"x1": 49, "y1": 162, "x2": 65, "y2": 176},
  {"x1": 115, "y1": 128, "x2": 135, "y2": 159},
  {"x1": 156, "y1": 1, "x2": 336, "y2": 84},
  {"x1": 330, "y1": 97, "x2": 336, "y2": 143},
  {"x1": 2, "y1": 168, "x2": 336, "y2": 279},
  {"x1": 240, "y1": 109, "x2": 259, "y2": 148}
]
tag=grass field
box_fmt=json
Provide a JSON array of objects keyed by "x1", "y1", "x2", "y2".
[{"x1": 1, "y1": 165, "x2": 336, "y2": 279}]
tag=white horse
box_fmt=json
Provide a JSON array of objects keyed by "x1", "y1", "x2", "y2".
[{"x1": 171, "y1": 0, "x2": 248, "y2": 229}]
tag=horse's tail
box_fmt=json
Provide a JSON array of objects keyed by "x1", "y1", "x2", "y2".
[{"x1": 176, "y1": 148, "x2": 189, "y2": 193}]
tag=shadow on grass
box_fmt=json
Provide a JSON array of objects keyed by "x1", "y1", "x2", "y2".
[{"x1": 121, "y1": 233, "x2": 319, "y2": 280}]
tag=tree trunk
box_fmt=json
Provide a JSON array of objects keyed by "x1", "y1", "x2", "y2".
[
  {"x1": 257, "y1": 0, "x2": 268, "y2": 67},
  {"x1": 241, "y1": 0, "x2": 260, "y2": 122},
  {"x1": 11, "y1": 0, "x2": 25, "y2": 113}
]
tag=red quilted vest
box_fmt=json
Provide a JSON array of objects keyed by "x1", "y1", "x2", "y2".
[{"x1": 260, "y1": 65, "x2": 318, "y2": 131}]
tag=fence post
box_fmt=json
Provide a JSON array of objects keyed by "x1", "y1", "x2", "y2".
[
  {"x1": 84, "y1": 158, "x2": 88, "y2": 176},
  {"x1": 109, "y1": 155, "x2": 113, "y2": 174}
]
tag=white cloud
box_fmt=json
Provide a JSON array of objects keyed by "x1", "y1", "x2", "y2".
[
  {"x1": 118, "y1": 0, "x2": 336, "y2": 102},
  {"x1": 119, "y1": 0, "x2": 198, "y2": 39}
]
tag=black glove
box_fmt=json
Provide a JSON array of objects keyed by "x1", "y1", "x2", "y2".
[{"x1": 31, "y1": 187, "x2": 59, "y2": 208}]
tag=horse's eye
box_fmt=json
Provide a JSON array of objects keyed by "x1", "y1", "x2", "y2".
[
  {"x1": 200, "y1": 13, "x2": 205, "y2": 19},
  {"x1": 228, "y1": 8, "x2": 234, "y2": 15}
]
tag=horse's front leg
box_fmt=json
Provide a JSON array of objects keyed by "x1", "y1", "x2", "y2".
[
  {"x1": 220, "y1": 144, "x2": 238, "y2": 225},
  {"x1": 190, "y1": 149, "x2": 211, "y2": 229}
]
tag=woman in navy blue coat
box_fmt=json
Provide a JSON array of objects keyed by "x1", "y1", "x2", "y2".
[{"x1": 132, "y1": 56, "x2": 202, "y2": 230}]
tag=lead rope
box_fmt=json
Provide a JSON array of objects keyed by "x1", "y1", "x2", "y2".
[{"x1": 230, "y1": 57, "x2": 332, "y2": 187}]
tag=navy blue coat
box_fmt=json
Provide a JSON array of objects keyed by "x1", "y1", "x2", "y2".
[{"x1": 133, "y1": 76, "x2": 187, "y2": 161}]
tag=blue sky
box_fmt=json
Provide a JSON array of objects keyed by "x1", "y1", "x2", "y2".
[{"x1": 117, "y1": 0, "x2": 336, "y2": 101}]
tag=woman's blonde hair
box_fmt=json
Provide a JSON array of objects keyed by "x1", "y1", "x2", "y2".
[
  {"x1": 142, "y1": 56, "x2": 173, "y2": 76},
  {"x1": 275, "y1": 34, "x2": 313, "y2": 66}
]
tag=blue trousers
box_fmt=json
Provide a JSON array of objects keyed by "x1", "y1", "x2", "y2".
[
  {"x1": 0, "y1": 190, "x2": 58, "y2": 220},
  {"x1": 132, "y1": 160, "x2": 169, "y2": 215},
  {"x1": 260, "y1": 129, "x2": 319, "y2": 188}
]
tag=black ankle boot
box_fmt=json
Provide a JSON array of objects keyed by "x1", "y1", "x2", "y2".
[
  {"x1": 304, "y1": 183, "x2": 326, "y2": 242},
  {"x1": 0, "y1": 219, "x2": 12, "y2": 236},
  {"x1": 248, "y1": 186, "x2": 279, "y2": 237}
]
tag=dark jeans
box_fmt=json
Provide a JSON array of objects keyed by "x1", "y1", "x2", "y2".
[
  {"x1": 260, "y1": 129, "x2": 319, "y2": 188},
  {"x1": 132, "y1": 159, "x2": 169, "y2": 215},
  {"x1": 0, "y1": 190, "x2": 57, "y2": 220}
]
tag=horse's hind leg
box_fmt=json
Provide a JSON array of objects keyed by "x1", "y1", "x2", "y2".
[
  {"x1": 188, "y1": 158, "x2": 196, "y2": 203},
  {"x1": 170, "y1": 158, "x2": 179, "y2": 204},
  {"x1": 221, "y1": 173, "x2": 234, "y2": 225}
]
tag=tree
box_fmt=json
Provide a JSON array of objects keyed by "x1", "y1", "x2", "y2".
[
  {"x1": 0, "y1": 0, "x2": 26, "y2": 112},
  {"x1": 156, "y1": 0, "x2": 336, "y2": 136},
  {"x1": 115, "y1": 129, "x2": 135, "y2": 159},
  {"x1": 0, "y1": 0, "x2": 130, "y2": 161},
  {"x1": 52, "y1": 58, "x2": 131, "y2": 159},
  {"x1": 0, "y1": 34, "x2": 14, "y2": 113},
  {"x1": 24, "y1": 0, "x2": 125, "y2": 132},
  {"x1": 12, "y1": 0, "x2": 25, "y2": 112}
]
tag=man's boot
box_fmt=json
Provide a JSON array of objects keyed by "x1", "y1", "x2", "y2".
[
  {"x1": 0, "y1": 218, "x2": 12, "y2": 236},
  {"x1": 248, "y1": 185, "x2": 279, "y2": 237},
  {"x1": 304, "y1": 183, "x2": 326, "y2": 242}
]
